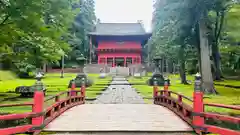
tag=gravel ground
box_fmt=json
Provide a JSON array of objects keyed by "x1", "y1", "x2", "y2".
[{"x1": 93, "y1": 77, "x2": 145, "y2": 104}]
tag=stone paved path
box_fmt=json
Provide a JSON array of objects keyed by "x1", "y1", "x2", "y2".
[
  {"x1": 44, "y1": 104, "x2": 193, "y2": 132},
  {"x1": 93, "y1": 77, "x2": 145, "y2": 104},
  {"x1": 43, "y1": 77, "x2": 193, "y2": 134}
]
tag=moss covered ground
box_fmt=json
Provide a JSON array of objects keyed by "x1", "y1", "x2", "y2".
[
  {"x1": 128, "y1": 74, "x2": 240, "y2": 115},
  {"x1": 0, "y1": 72, "x2": 112, "y2": 114}
]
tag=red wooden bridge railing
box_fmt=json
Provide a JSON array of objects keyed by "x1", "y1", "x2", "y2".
[
  {"x1": 0, "y1": 80, "x2": 86, "y2": 135},
  {"x1": 153, "y1": 76, "x2": 240, "y2": 135}
]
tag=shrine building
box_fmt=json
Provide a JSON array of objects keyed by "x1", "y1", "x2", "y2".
[{"x1": 88, "y1": 23, "x2": 151, "y2": 67}]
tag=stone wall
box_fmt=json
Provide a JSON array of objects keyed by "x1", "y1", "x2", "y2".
[
  {"x1": 128, "y1": 64, "x2": 148, "y2": 76},
  {"x1": 83, "y1": 64, "x2": 111, "y2": 74},
  {"x1": 109, "y1": 67, "x2": 130, "y2": 76},
  {"x1": 47, "y1": 68, "x2": 83, "y2": 73}
]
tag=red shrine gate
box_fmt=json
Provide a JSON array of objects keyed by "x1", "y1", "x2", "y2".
[
  {"x1": 88, "y1": 23, "x2": 152, "y2": 67},
  {"x1": 97, "y1": 41, "x2": 141, "y2": 67}
]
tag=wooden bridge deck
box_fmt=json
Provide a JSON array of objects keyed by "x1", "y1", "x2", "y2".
[{"x1": 44, "y1": 104, "x2": 193, "y2": 132}]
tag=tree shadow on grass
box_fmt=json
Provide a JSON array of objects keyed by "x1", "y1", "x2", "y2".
[{"x1": 0, "y1": 93, "x2": 31, "y2": 103}]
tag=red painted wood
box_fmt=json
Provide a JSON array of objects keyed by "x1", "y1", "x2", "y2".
[
  {"x1": 160, "y1": 90, "x2": 193, "y2": 102},
  {"x1": 98, "y1": 41, "x2": 142, "y2": 50},
  {"x1": 0, "y1": 90, "x2": 85, "y2": 135},
  {"x1": 205, "y1": 103, "x2": 240, "y2": 110},
  {"x1": 193, "y1": 91, "x2": 204, "y2": 133},
  {"x1": 0, "y1": 125, "x2": 33, "y2": 135},
  {"x1": 97, "y1": 41, "x2": 142, "y2": 65},
  {"x1": 204, "y1": 125, "x2": 240, "y2": 135},
  {"x1": 164, "y1": 84, "x2": 169, "y2": 96},
  {"x1": 71, "y1": 81, "x2": 76, "y2": 96},
  {"x1": 43, "y1": 99, "x2": 84, "y2": 127},
  {"x1": 0, "y1": 103, "x2": 33, "y2": 107},
  {"x1": 154, "y1": 90, "x2": 240, "y2": 135},
  {"x1": 178, "y1": 95, "x2": 182, "y2": 103},
  {"x1": 81, "y1": 84, "x2": 86, "y2": 102},
  {"x1": 0, "y1": 112, "x2": 36, "y2": 121},
  {"x1": 202, "y1": 112, "x2": 240, "y2": 124},
  {"x1": 32, "y1": 91, "x2": 44, "y2": 130},
  {"x1": 153, "y1": 86, "x2": 158, "y2": 98},
  {"x1": 154, "y1": 95, "x2": 193, "y2": 125},
  {"x1": 55, "y1": 96, "x2": 59, "y2": 102},
  {"x1": 98, "y1": 53, "x2": 141, "y2": 57}
]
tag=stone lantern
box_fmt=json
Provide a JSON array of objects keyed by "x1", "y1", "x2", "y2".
[
  {"x1": 77, "y1": 56, "x2": 86, "y2": 73},
  {"x1": 147, "y1": 56, "x2": 170, "y2": 86},
  {"x1": 153, "y1": 56, "x2": 162, "y2": 74}
]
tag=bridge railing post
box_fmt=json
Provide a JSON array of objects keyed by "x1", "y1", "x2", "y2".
[
  {"x1": 178, "y1": 94, "x2": 182, "y2": 103},
  {"x1": 164, "y1": 80, "x2": 169, "y2": 96},
  {"x1": 153, "y1": 78, "x2": 158, "y2": 100},
  {"x1": 81, "y1": 78, "x2": 86, "y2": 102},
  {"x1": 193, "y1": 73, "x2": 204, "y2": 133},
  {"x1": 70, "y1": 80, "x2": 76, "y2": 96},
  {"x1": 32, "y1": 78, "x2": 44, "y2": 131}
]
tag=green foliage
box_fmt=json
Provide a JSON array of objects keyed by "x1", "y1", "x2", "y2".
[
  {"x1": 150, "y1": 0, "x2": 240, "y2": 88},
  {"x1": 0, "y1": 0, "x2": 94, "y2": 77},
  {"x1": 66, "y1": 0, "x2": 96, "y2": 65}
]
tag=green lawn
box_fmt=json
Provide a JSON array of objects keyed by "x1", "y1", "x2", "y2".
[
  {"x1": 128, "y1": 74, "x2": 240, "y2": 115},
  {"x1": 0, "y1": 73, "x2": 112, "y2": 114}
]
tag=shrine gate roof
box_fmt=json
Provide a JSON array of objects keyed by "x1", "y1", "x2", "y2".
[{"x1": 88, "y1": 23, "x2": 150, "y2": 36}]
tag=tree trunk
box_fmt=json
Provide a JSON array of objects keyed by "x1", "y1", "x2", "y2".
[
  {"x1": 179, "y1": 46, "x2": 188, "y2": 84},
  {"x1": 161, "y1": 58, "x2": 164, "y2": 73},
  {"x1": 195, "y1": 23, "x2": 202, "y2": 74},
  {"x1": 43, "y1": 63, "x2": 47, "y2": 73},
  {"x1": 89, "y1": 36, "x2": 92, "y2": 64},
  {"x1": 212, "y1": 45, "x2": 222, "y2": 80},
  {"x1": 179, "y1": 60, "x2": 188, "y2": 84},
  {"x1": 168, "y1": 60, "x2": 173, "y2": 73},
  {"x1": 199, "y1": 18, "x2": 217, "y2": 94},
  {"x1": 212, "y1": 11, "x2": 224, "y2": 81},
  {"x1": 173, "y1": 63, "x2": 176, "y2": 74}
]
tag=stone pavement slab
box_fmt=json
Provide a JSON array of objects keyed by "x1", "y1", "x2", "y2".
[
  {"x1": 44, "y1": 104, "x2": 193, "y2": 132},
  {"x1": 93, "y1": 77, "x2": 145, "y2": 104}
]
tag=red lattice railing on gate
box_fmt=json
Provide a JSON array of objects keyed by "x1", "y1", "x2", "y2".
[
  {"x1": 0, "y1": 81, "x2": 85, "y2": 135},
  {"x1": 153, "y1": 78, "x2": 240, "y2": 135}
]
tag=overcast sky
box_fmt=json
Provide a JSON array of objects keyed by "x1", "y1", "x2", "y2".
[{"x1": 94, "y1": 0, "x2": 154, "y2": 32}]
